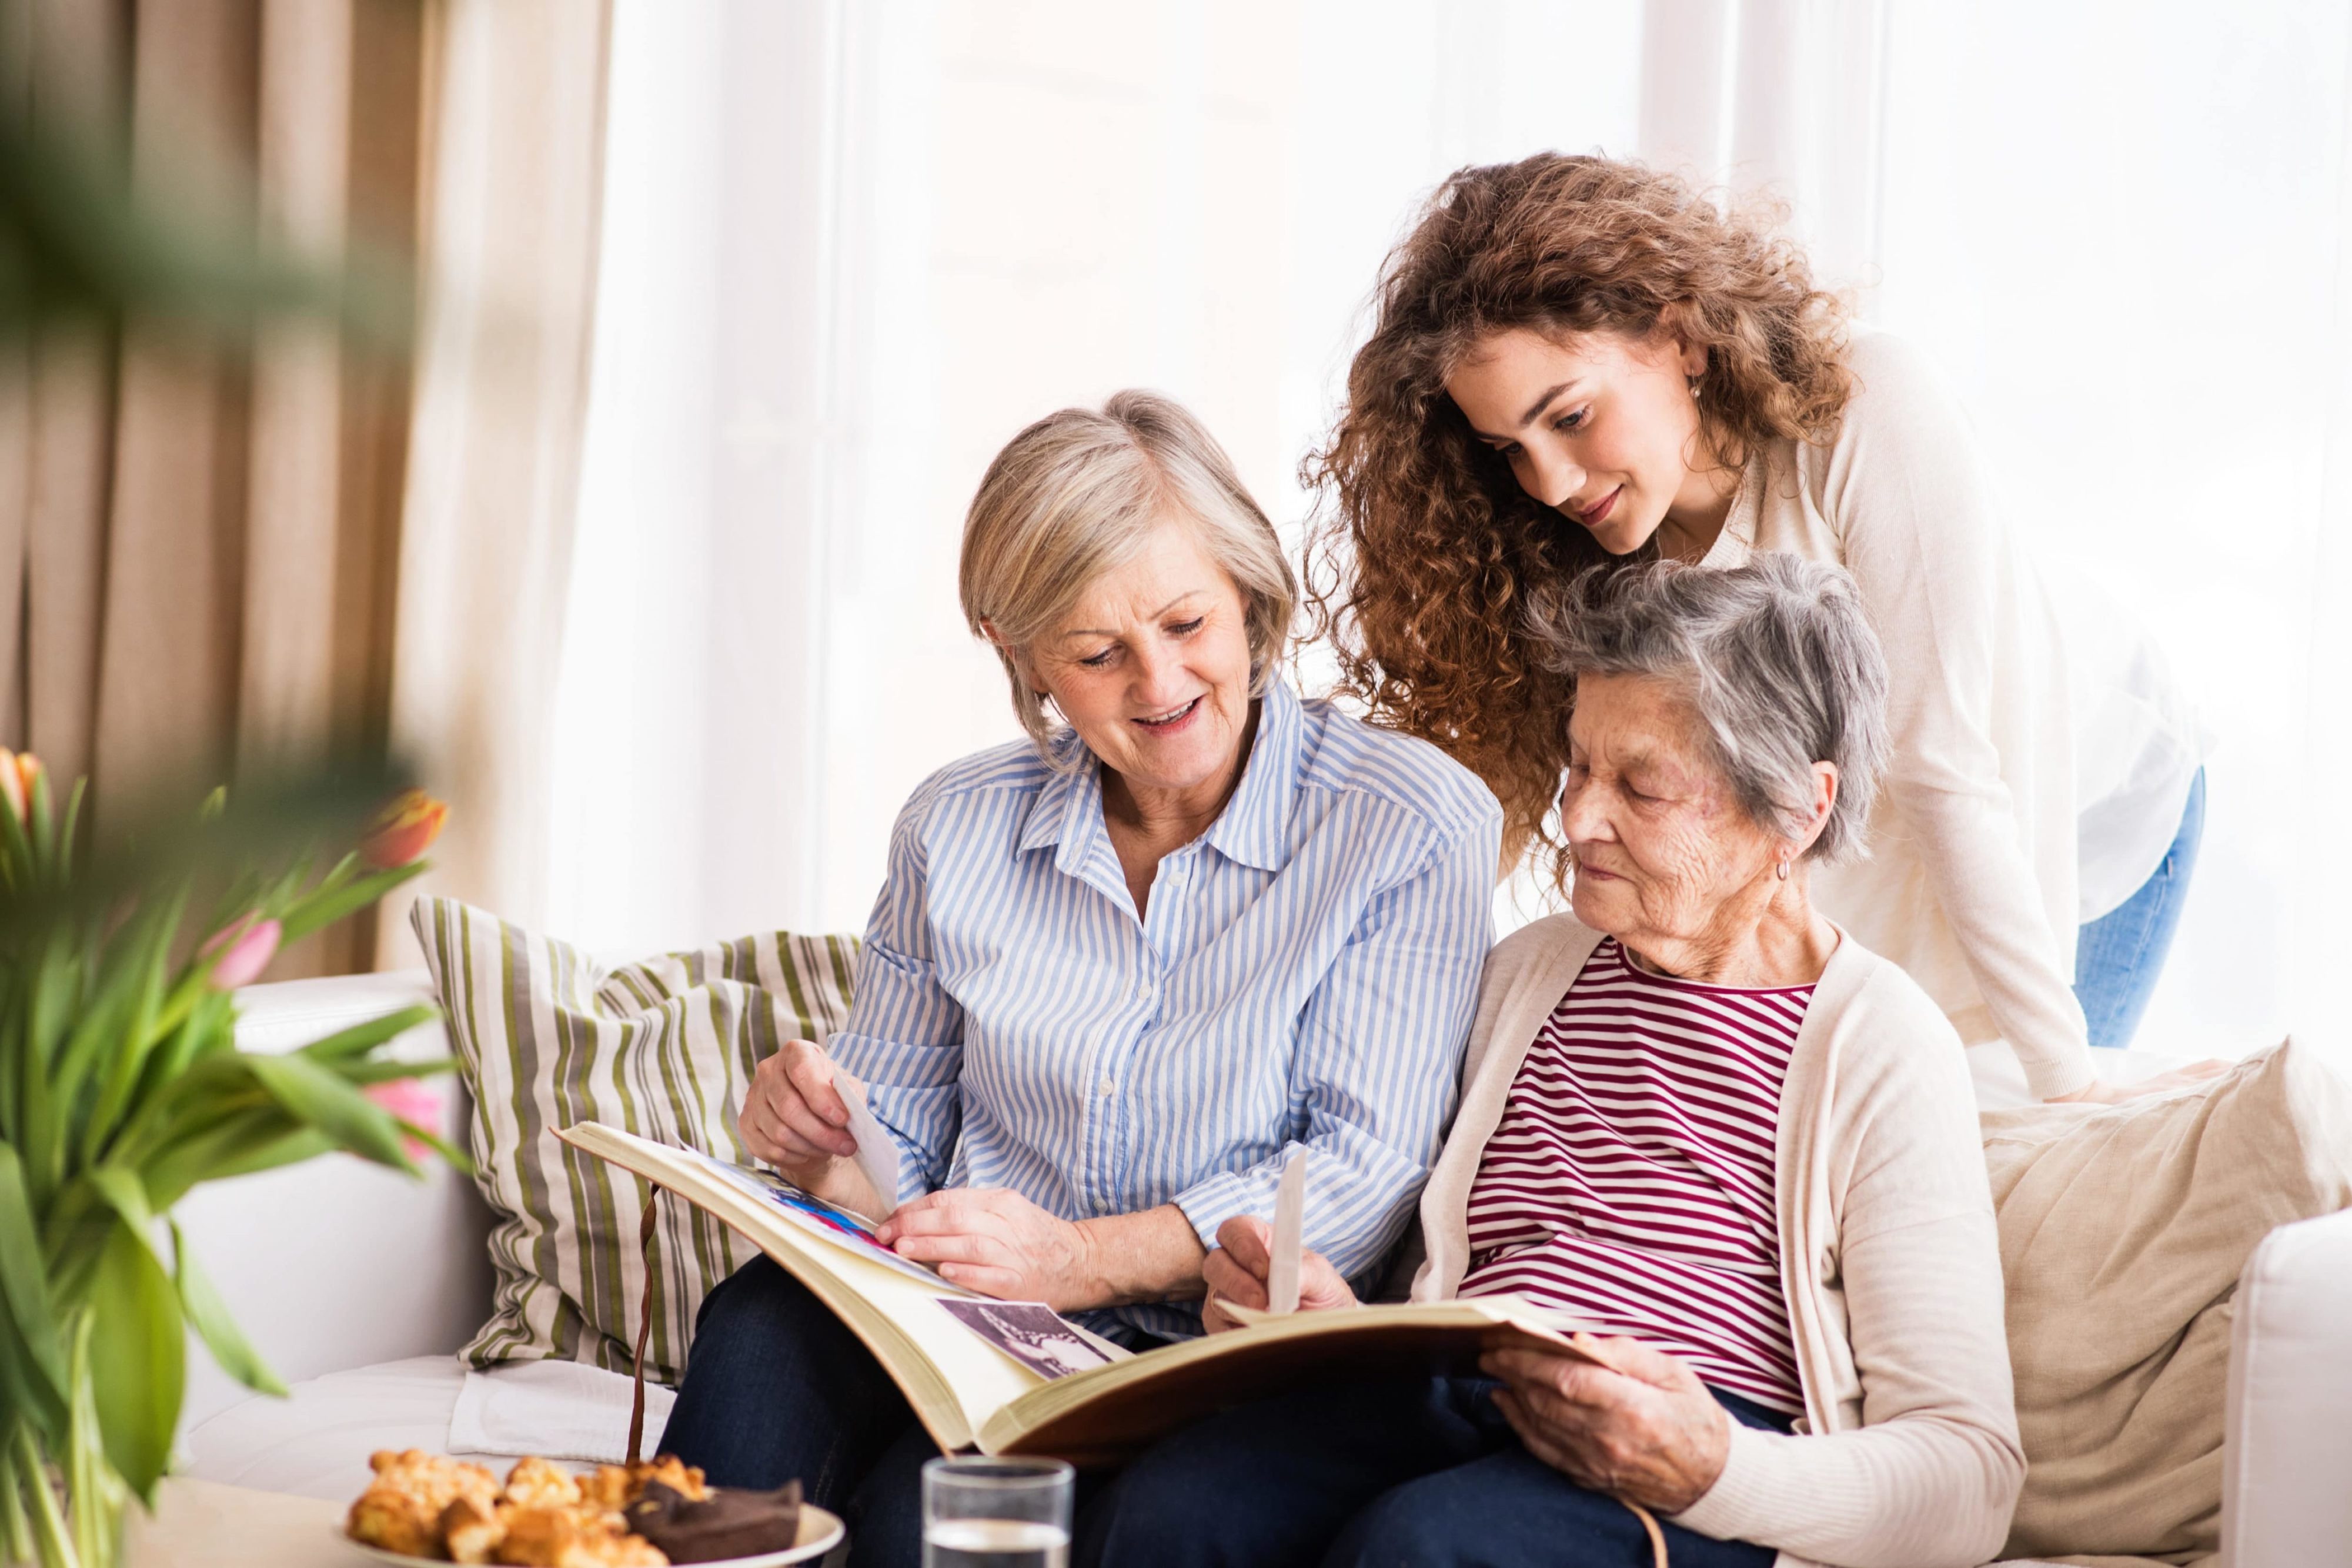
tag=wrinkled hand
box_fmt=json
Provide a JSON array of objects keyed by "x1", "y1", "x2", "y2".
[
  {"x1": 739, "y1": 1039, "x2": 861, "y2": 1185},
  {"x1": 1482, "y1": 1334, "x2": 1730, "y2": 1514},
  {"x1": 2046, "y1": 1057, "x2": 2233, "y2": 1105},
  {"x1": 1200, "y1": 1215, "x2": 1357, "y2": 1333},
  {"x1": 875, "y1": 1188, "x2": 1101, "y2": 1310}
]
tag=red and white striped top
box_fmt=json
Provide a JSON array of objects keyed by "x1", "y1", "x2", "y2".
[{"x1": 1458, "y1": 938, "x2": 1810, "y2": 1413}]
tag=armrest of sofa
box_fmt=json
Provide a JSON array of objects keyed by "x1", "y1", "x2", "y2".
[
  {"x1": 2221, "y1": 1206, "x2": 2352, "y2": 1568},
  {"x1": 173, "y1": 970, "x2": 495, "y2": 1436}
]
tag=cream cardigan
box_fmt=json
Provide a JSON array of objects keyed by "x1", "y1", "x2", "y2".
[
  {"x1": 1703, "y1": 330, "x2": 2094, "y2": 1099},
  {"x1": 1410, "y1": 915, "x2": 2024, "y2": 1568}
]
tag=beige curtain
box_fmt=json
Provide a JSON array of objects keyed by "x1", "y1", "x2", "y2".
[
  {"x1": 372, "y1": 0, "x2": 612, "y2": 971},
  {"x1": 0, "y1": 0, "x2": 612, "y2": 978}
]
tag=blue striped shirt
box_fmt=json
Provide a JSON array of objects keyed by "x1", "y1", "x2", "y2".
[{"x1": 829, "y1": 678, "x2": 1501, "y2": 1340}]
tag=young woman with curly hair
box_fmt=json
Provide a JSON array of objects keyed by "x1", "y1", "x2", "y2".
[{"x1": 1305, "y1": 152, "x2": 2213, "y2": 1104}]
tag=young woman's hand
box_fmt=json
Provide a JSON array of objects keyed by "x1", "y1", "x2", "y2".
[
  {"x1": 1482, "y1": 1333, "x2": 1730, "y2": 1514},
  {"x1": 1199, "y1": 1215, "x2": 1357, "y2": 1332}
]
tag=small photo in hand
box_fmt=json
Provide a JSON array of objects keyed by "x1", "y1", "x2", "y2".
[{"x1": 937, "y1": 1299, "x2": 1112, "y2": 1380}]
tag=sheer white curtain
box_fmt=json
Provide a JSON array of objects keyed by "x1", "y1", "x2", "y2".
[
  {"x1": 1635, "y1": 0, "x2": 2352, "y2": 1062},
  {"x1": 551, "y1": 0, "x2": 2352, "y2": 1066},
  {"x1": 548, "y1": 0, "x2": 1641, "y2": 950}
]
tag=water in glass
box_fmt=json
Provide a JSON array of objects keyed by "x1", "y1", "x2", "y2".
[{"x1": 922, "y1": 1517, "x2": 1071, "y2": 1568}]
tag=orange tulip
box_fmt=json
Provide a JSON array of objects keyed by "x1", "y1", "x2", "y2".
[
  {"x1": 362, "y1": 790, "x2": 447, "y2": 870},
  {"x1": 0, "y1": 750, "x2": 36, "y2": 825}
]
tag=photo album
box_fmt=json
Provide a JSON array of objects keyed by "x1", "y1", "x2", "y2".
[{"x1": 556, "y1": 1122, "x2": 1596, "y2": 1465}]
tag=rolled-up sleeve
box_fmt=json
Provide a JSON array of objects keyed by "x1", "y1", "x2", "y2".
[
  {"x1": 824, "y1": 795, "x2": 963, "y2": 1203},
  {"x1": 1171, "y1": 804, "x2": 1499, "y2": 1282}
]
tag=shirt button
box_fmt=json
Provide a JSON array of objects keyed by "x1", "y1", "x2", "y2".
[{"x1": 1098, "y1": 1076, "x2": 1115, "y2": 1098}]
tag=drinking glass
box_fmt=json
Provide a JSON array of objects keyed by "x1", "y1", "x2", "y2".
[{"x1": 920, "y1": 1456, "x2": 1074, "y2": 1568}]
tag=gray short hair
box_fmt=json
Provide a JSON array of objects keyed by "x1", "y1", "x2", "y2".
[
  {"x1": 1528, "y1": 554, "x2": 1890, "y2": 864},
  {"x1": 958, "y1": 391, "x2": 1297, "y2": 757}
]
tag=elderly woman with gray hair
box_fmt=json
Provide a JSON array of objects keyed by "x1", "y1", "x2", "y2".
[
  {"x1": 1077, "y1": 554, "x2": 2024, "y2": 1568},
  {"x1": 663, "y1": 392, "x2": 1501, "y2": 1566}
]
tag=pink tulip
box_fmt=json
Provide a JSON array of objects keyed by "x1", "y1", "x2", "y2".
[
  {"x1": 205, "y1": 917, "x2": 282, "y2": 991},
  {"x1": 364, "y1": 1079, "x2": 443, "y2": 1159}
]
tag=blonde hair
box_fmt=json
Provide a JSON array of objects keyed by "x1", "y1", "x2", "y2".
[{"x1": 960, "y1": 390, "x2": 1297, "y2": 757}]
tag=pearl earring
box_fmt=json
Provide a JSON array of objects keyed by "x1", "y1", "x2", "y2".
[{"x1": 1688, "y1": 375, "x2": 1703, "y2": 400}]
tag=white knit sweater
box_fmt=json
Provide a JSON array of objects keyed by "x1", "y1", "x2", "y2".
[
  {"x1": 1412, "y1": 915, "x2": 2024, "y2": 1568},
  {"x1": 1702, "y1": 330, "x2": 2097, "y2": 1098}
]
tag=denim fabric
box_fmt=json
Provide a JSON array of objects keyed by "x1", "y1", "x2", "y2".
[
  {"x1": 662, "y1": 1257, "x2": 1165, "y2": 1568},
  {"x1": 658, "y1": 1256, "x2": 934, "y2": 1568},
  {"x1": 2074, "y1": 767, "x2": 2206, "y2": 1050},
  {"x1": 1074, "y1": 1376, "x2": 1790, "y2": 1568}
]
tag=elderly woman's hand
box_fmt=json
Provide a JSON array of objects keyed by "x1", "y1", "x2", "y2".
[
  {"x1": 1199, "y1": 1215, "x2": 1357, "y2": 1332},
  {"x1": 1481, "y1": 1333, "x2": 1732, "y2": 1514},
  {"x1": 740, "y1": 1039, "x2": 862, "y2": 1182},
  {"x1": 876, "y1": 1188, "x2": 1102, "y2": 1309}
]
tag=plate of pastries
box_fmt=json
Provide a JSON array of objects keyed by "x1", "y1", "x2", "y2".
[{"x1": 341, "y1": 1451, "x2": 843, "y2": 1568}]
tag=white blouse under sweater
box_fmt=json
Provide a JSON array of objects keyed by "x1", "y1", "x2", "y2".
[{"x1": 1703, "y1": 330, "x2": 2192, "y2": 1099}]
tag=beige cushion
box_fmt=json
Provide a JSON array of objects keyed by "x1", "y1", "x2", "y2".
[{"x1": 1983, "y1": 1041, "x2": 2352, "y2": 1561}]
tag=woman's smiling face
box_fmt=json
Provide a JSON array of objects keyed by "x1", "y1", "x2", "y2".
[
  {"x1": 1444, "y1": 327, "x2": 1723, "y2": 557},
  {"x1": 1021, "y1": 516, "x2": 1255, "y2": 803}
]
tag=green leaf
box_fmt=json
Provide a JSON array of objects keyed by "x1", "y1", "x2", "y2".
[
  {"x1": 243, "y1": 1052, "x2": 416, "y2": 1173},
  {"x1": 85, "y1": 1220, "x2": 182, "y2": 1502},
  {"x1": 80, "y1": 1166, "x2": 163, "y2": 1266},
  {"x1": 330, "y1": 1056, "x2": 458, "y2": 1088},
  {"x1": 390, "y1": 1116, "x2": 474, "y2": 1177},
  {"x1": 169, "y1": 1221, "x2": 285, "y2": 1397},
  {"x1": 276, "y1": 860, "x2": 426, "y2": 945},
  {"x1": 141, "y1": 1112, "x2": 323, "y2": 1213},
  {"x1": 57, "y1": 776, "x2": 85, "y2": 879},
  {"x1": 0, "y1": 1419, "x2": 31, "y2": 1564},
  {"x1": 0, "y1": 1144, "x2": 68, "y2": 1429},
  {"x1": 292, "y1": 1004, "x2": 441, "y2": 1064},
  {"x1": 26, "y1": 765, "x2": 54, "y2": 875}
]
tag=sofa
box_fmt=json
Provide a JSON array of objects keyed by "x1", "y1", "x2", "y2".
[{"x1": 172, "y1": 970, "x2": 2352, "y2": 1568}]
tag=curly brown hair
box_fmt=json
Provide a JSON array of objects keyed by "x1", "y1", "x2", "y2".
[{"x1": 1301, "y1": 153, "x2": 1853, "y2": 883}]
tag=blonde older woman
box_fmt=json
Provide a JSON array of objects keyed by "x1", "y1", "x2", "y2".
[
  {"x1": 663, "y1": 393, "x2": 1501, "y2": 1567},
  {"x1": 1077, "y1": 555, "x2": 2022, "y2": 1568}
]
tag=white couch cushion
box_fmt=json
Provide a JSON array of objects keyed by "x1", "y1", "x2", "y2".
[
  {"x1": 182, "y1": 1357, "x2": 674, "y2": 1502},
  {"x1": 182, "y1": 1358, "x2": 472, "y2": 1500}
]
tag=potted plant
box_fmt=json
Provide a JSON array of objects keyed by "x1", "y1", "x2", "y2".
[{"x1": 0, "y1": 757, "x2": 456, "y2": 1568}]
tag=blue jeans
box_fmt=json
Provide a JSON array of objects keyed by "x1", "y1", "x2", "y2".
[
  {"x1": 1075, "y1": 1376, "x2": 1792, "y2": 1568},
  {"x1": 2073, "y1": 768, "x2": 2206, "y2": 1050},
  {"x1": 662, "y1": 1257, "x2": 1161, "y2": 1567},
  {"x1": 660, "y1": 1256, "x2": 938, "y2": 1568}
]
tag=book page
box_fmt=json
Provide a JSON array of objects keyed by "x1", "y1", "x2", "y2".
[{"x1": 558, "y1": 1124, "x2": 1047, "y2": 1446}]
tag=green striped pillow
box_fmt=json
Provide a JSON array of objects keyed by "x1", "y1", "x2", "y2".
[{"x1": 412, "y1": 898, "x2": 857, "y2": 1382}]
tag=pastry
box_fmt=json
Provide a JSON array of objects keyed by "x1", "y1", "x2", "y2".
[{"x1": 348, "y1": 1449, "x2": 501, "y2": 1559}]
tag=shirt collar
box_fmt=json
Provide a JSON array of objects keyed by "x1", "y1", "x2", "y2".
[
  {"x1": 1013, "y1": 678, "x2": 1304, "y2": 875},
  {"x1": 1199, "y1": 678, "x2": 1301, "y2": 874},
  {"x1": 1702, "y1": 450, "x2": 1767, "y2": 567}
]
